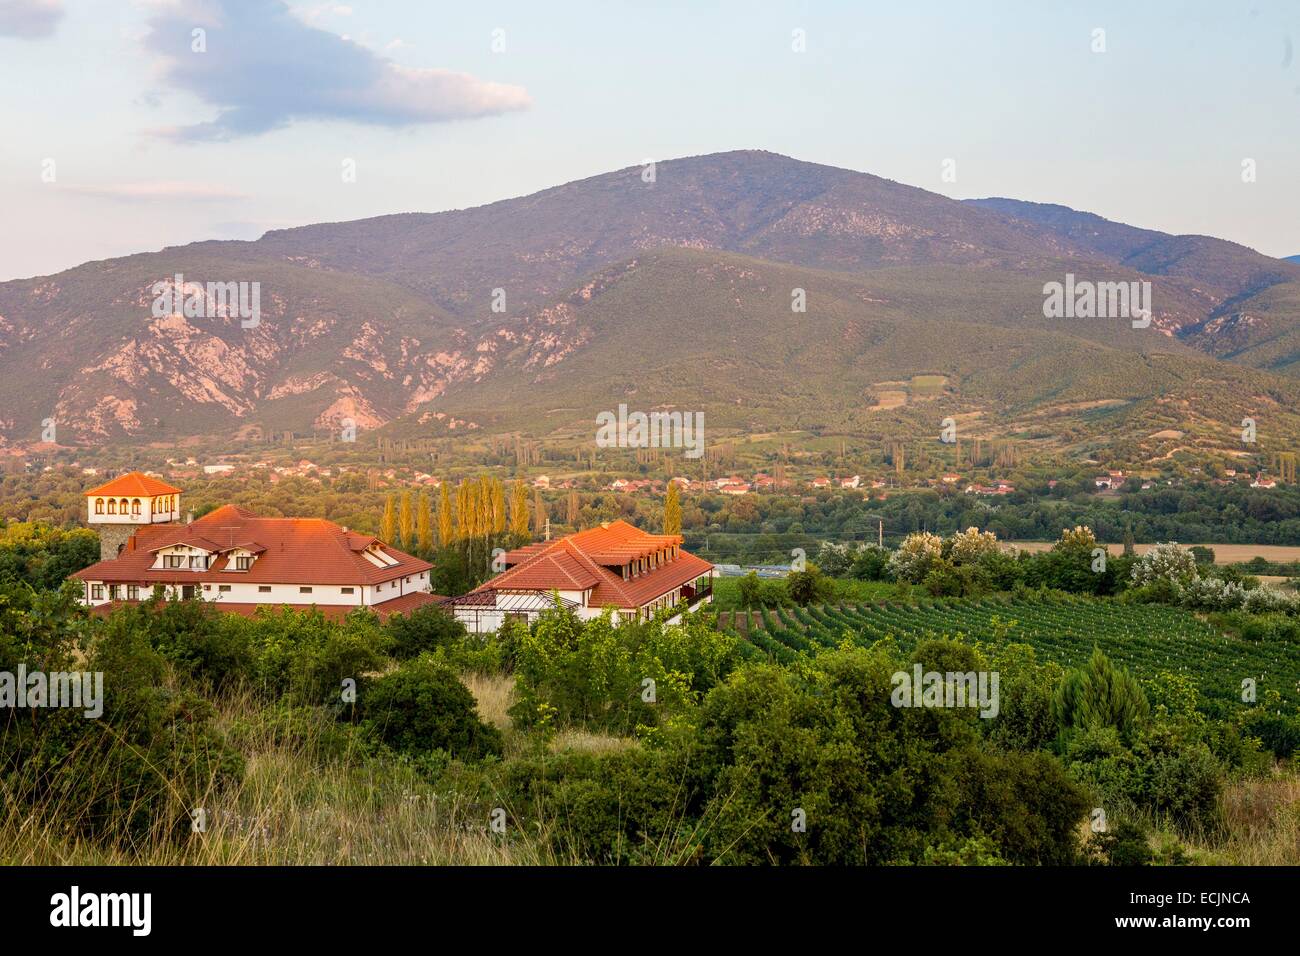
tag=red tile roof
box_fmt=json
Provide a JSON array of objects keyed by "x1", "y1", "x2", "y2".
[
  {"x1": 72, "y1": 503, "x2": 431, "y2": 587},
  {"x1": 478, "y1": 519, "x2": 712, "y2": 610},
  {"x1": 86, "y1": 471, "x2": 183, "y2": 498}
]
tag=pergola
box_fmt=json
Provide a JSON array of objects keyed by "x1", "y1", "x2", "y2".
[{"x1": 438, "y1": 589, "x2": 580, "y2": 633}]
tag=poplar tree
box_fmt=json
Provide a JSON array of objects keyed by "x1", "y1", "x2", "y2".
[
  {"x1": 510, "y1": 479, "x2": 530, "y2": 537},
  {"x1": 491, "y1": 478, "x2": 507, "y2": 535},
  {"x1": 380, "y1": 494, "x2": 397, "y2": 543},
  {"x1": 663, "y1": 483, "x2": 682, "y2": 536},
  {"x1": 399, "y1": 491, "x2": 414, "y2": 548},
  {"x1": 417, "y1": 490, "x2": 432, "y2": 553},
  {"x1": 533, "y1": 487, "x2": 546, "y2": 535},
  {"x1": 438, "y1": 482, "x2": 454, "y2": 545},
  {"x1": 460, "y1": 481, "x2": 475, "y2": 541}
]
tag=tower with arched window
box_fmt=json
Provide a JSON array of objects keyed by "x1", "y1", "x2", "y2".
[{"x1": 85, "y1": 472, "x2": 183, "y2": 561}]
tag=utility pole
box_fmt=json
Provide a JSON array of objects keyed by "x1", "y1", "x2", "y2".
[
  {"x1": 544, "y1": 518, "x2": 551, "y2": 541},
  {"x1": 879, "y1": 519, "x2": 883, "y2": 549}
]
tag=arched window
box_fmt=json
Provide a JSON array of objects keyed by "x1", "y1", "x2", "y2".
[
  {"x1": 119, "y1": 499, "x2": 129, "y2": 515},
  {"x1": 131, "y1": 498, "x2": 141, "y2": 516},
  {"x1": 107, "y1": 499, "x2": 117, "y2": 515},
  {"x1": 94, "y1": 498, "x2": 104, "y2": 515}
]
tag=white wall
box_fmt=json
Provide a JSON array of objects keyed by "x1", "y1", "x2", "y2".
[
  {"x1": 79, "y1": 570, "x2": 432, "y2": 608},
  {"x1": 87, "y1": 494, "x2": 181, "y2": 525}
]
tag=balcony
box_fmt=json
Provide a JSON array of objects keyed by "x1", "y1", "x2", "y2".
[{"x1": 681, "y1": 580, "x2": 712, "y2": 607}]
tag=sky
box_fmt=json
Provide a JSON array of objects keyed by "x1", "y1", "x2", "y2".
[{"x1": 1, "y1": 0, "x2": 1297, "y2": 282}]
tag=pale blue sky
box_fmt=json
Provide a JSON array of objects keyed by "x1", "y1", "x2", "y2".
[{"x1": 1, "y1": 0, "x2": 1296, "y2": 281}]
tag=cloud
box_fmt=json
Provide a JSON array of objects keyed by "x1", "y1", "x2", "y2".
[
  {"x1": 0, "y1": 0, "x2": 64, "y2": 39},
  {"x1": 142, "y1": 0, "x2": 531, "y2": 142},
  {"x1": 61, "y1": 181, "x2": 250, "y2": 201}
]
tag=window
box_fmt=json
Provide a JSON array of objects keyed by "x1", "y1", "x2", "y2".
[
  {"x1": 119, "y1": 499, "x2": 129, "y2": 515},
  {"x1": 235, "y1": 556, "x2": 252, "y2": 571},
  {"x1": 107, "y1": 499, "x2": 117, "y2": 515},
  {"x1": 218, "y1": 585, "x2": 231, "y2": 593},
  {"x1": 127, "y1": 584, "x2": 139, "y2": 601},
  {"x1": 164, "y1": 554, "x2": 184, "y2": 569},
  {"x1": 131, "y1": 499, "x2": 141, "y2": 516},
  {"x1": 108, "y1": 584, "x2": 121, "y2": 600},
  {"x1": 94, "y1": 498, "x2": 104, "y2": 515},
  {"x1": 299, "y1": 586, "x2": 313, "y2": 595},
  {"x1": 258, "y1": 586, "x2": 272, "y2": 593},
  {"x1": 341, "y1": 587, "x2": 354, "y2": 595},
  {"x1": 91, "y1": 584, "x2": 103, "y2": 600},
  {"x1": 188, "y1": 555, "x2": 206, "y2": 570}
]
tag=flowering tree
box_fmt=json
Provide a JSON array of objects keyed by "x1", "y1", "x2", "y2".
[
  {"x1": 888, "y1": 531, "x2": 944, "y2": 583},
  {"x1": 1130, "y1": 542, "x2": 1197, "y2": 588},
  {"x1": 947, "y1": 527, "x2": 1001, "y2": 565}
]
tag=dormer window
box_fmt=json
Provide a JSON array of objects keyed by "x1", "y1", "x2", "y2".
[
  {"x1": 164, "y1": 554, "x2": 184, "y2": 569},
  {"x1": 235, "y1": 556, "x2": 252, "y2": 571}
]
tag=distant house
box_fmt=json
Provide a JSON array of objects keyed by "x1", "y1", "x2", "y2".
[
  {"x1": 964, "y1": 482, "x2": 1015, "y2": 497},
  {"x1": 940, "y1": 473, "x2": 961, "y2": 485},
  {"x1": 445, "y1": 520, "x2": 714, "y2": 633},
  {"x1": 1251, "y1": 475, "x2": 1277, "y2": 489},
  {"x1": 203, "y1": 463, "x2": 235, "y2": 475},
  {"x1": 840, "y1": 475, "x2": 862, "y2": 489},
  {"x1": 810, "y1": 476, "x2": 831, "y2": 489}
]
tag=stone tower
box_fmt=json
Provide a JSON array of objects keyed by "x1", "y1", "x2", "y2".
[{"x1": 85, "y1": 471, "x2": 183, "y2": 561}]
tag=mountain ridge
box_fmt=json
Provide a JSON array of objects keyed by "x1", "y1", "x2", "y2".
[{"x1": 3, "y1": 150, "x2": 1299, "y2": 457}]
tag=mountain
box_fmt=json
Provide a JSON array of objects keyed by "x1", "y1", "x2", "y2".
[
  {"x1": 1287, "y1": 256, "x2": 1300, "y2": 264},
  {"x1": 3, "y1": 150, "x2": 1299, "y2": 456}
]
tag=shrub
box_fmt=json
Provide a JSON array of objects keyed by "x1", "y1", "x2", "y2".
[
  {"x1": 1053, "y1": 648, "x2": 1149, "y2": 744},
  {"x1": 1, "y1": 622, "x2": 244, "y2": 846},
  {"x1": 787, "y1": 564, "x2": 834, "y2": 606},
  {"x1": 1131, "y1": 543, "x2": 1197, "y2": 589},
  {"x1": 1176, "y1": 576, "x2": 1246, "y2": 611},
  {"x1": 385, "y1": 605, "x2": 468, "y2": 660},
  {"x1": 360, "y1": 657, "x2": 502, "y2": 759},
  {"x1": 888, "y1": 532, "x2": 944, "y2": 584}
]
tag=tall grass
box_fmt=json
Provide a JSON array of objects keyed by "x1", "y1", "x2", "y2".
[{"x1": 0, "y1": 684, "x2": 564, "y2": 865}]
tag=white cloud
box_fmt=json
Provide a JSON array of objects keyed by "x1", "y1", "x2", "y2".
[{"x1": 143, "y1": 0, "x2": 531, "y2": 141}]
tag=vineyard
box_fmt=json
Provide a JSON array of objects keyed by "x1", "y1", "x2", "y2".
[{"x1": 719, "y1": 597, "x2": 1300, "y2": 708}]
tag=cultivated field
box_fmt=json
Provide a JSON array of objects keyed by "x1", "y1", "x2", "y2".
[{"x1": 720, "y1": 596, "x2": 1300, "y2": 708}]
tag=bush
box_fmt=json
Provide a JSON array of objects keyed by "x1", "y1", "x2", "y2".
[
  {"x1": 360, "y1": 657, "x2": 502, "y2": 759},
  {"x1": 1, "y1": 622, "x2": 244, "y2": 846},
  {"x1": 922, "y1": 562, "x2": 964, "y2": 597},
  {"x1": 1131, "y1": 543, "x2": 1197, "y2": 589},
  {"x1": 850, "y1": 545, "x2": 892, "y2": 581},
  {"x1": 385, "y1": 605, "x2": 468, "y2": 660},
  {"x1": 888, "y1": 532, "x2": 944, "y2": 584},
  {"x1": 1053, "y1": 648, "x2": 1149, "y2": 744}
]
